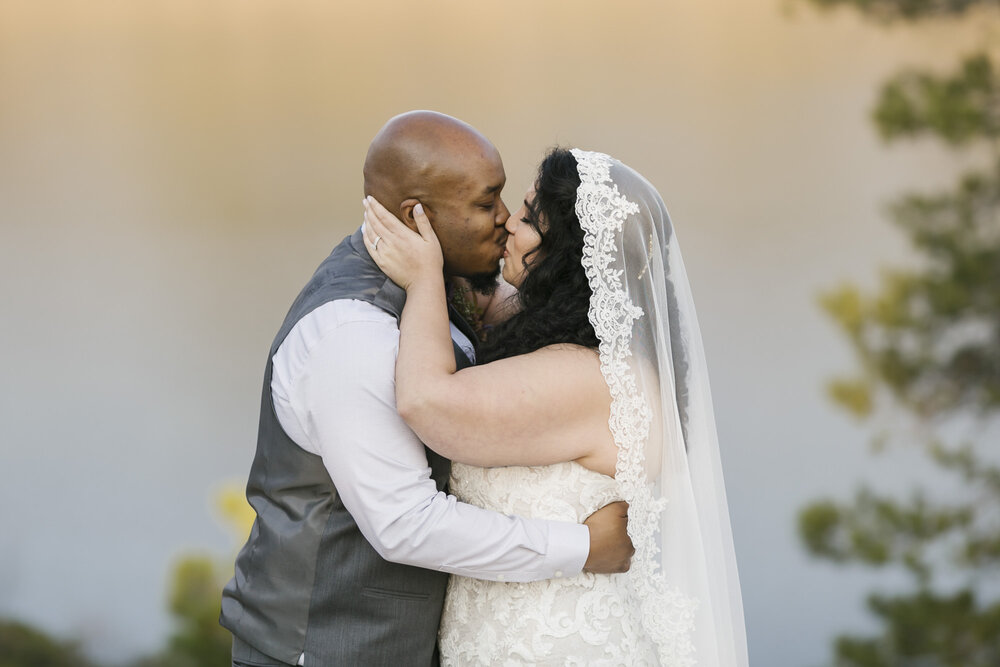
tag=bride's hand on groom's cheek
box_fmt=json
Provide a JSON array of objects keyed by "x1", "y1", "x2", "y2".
[
  {"x1": 363, "y1": 196, "x2": 443, "y2": 290},
  {"x1": 582, "y1": 501, "x2": 633, "y2": 574}
]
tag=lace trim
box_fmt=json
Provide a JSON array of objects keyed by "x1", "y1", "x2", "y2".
[{"x1": 572, "y1": 149, "x2": 699, "y2": 666}]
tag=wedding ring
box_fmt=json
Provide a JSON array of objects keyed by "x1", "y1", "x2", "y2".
[{"x1": 373, "y1": 235, "x2": 381, "y2": 251}]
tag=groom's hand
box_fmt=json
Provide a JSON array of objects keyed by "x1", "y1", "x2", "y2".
[{"x1": 582, "y1": 501, "x2": 633, "y2": 573}]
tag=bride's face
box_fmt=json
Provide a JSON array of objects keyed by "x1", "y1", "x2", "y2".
[{"x1": 502, "y1": 187, "x2": 543, "y2": 288}]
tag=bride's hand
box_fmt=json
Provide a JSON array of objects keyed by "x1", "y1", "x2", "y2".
[{"x1": 363, "y1": 196, "x2": 443, "y2": 290}]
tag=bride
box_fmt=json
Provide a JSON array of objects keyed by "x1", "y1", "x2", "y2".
[{"x1": 363, "y1": 148, "x2": 748, "y2": 666}]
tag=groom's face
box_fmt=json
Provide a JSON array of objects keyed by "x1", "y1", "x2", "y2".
[{"x1": 426, "y1": 146, "x2": 511, "y2": 281}]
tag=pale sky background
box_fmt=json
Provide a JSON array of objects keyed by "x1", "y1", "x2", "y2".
[{"x1": 0, "y1": 1, "x2": 992, "y2": 665}]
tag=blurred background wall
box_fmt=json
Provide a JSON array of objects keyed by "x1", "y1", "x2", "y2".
[{"x1": 0, "y1": 1, "x2": 993, "y2": 665}]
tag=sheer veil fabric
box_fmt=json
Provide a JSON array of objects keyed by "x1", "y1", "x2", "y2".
[{"x1": 572, "y1": 149, "x2": 748, "y2": 666}]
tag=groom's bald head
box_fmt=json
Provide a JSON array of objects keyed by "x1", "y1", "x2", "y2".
[
  {"x1": 363, "y1": 111, "x2": 499, "y2": 222},
  {"x1": 362, "y1": 111, "x2": 510, "y2": 281}
]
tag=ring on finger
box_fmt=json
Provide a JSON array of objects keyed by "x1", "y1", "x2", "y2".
[{"x1": 373, "y1": 235, "x2": 382, "y2": 251}]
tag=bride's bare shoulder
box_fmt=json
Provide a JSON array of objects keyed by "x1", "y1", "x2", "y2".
[
  {"x1": 456, "y1": 343, "x2": 606, "y2": 407},
  {"x1": 535, "y1": 342, "x2": 600, "y2": 359},
  {"x1": 502, "y1": 344, "x2": 606, "y2": 392}
]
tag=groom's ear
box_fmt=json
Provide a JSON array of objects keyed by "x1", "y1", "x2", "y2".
[{"x1": 398, "y1": 199, "x2": 422, "y2": 232}]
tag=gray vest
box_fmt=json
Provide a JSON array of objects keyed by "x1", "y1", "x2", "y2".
[{"x1": 220, "y1": 228, "x2": 477, "y2": 666}]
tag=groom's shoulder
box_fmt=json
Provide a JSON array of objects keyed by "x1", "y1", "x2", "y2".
[
  {"x1": 273, "y1": 299, "x2": 398, "y2": 388},
  {"x1": 324, "y1": 298, "x2": 398, "y2": 329},
  {"x1": 313, "y1": 228, "x2": 374, "y2": 276},
  {"x1": 289, "y1": 299, "x2": 397, "y2": 343}
]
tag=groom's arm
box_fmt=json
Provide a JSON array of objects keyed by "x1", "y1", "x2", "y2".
[{"x1": 272, "y1": 300, "x2": 593, "y2": 581}]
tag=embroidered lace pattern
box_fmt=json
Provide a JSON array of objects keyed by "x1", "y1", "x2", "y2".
[
  {"x1": 571, "y1": 149, "x2": 699, "y2": 666},
  {"x1": 439, "y1": 462, "x2": 658, "y2": 666}
]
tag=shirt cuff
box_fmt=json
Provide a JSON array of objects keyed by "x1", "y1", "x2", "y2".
[{"x1": 546, "y1": 521, "x2": 590, "y2": 579}]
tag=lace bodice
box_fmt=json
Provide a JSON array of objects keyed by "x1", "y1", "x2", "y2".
[
  {"x1": 448, "y1": 460, "x2": 619, "y2": 522},
  {"x1": 439, "y1": 461, "x2": 658, "y2": 666}
]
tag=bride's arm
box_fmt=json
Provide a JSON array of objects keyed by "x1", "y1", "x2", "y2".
[{"x1": 363, "y1": 197, "x2": 613, "y2": 473}]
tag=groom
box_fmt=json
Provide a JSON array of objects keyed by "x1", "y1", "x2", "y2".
[{"x1": 220, "y1": 111, "x2": 633, "y2": 667}]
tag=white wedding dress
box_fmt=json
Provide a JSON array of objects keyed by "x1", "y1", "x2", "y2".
[
  {"x1": 439, "y1": 150, "x2": 747, "y2": 666},
  {"x1": 438, "y1": 461, "x2": 659, "y2": 666}
]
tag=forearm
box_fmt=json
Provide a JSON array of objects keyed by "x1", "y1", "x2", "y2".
[
  {"x1": 395, "y1": 278, "x2": 456, "y2": 417},
  {"x1": 369, "y1": 485, "x2": 590, "y2": 581},
  {"x1": 318, "y1": 396, "x2": 590, "y2": 581}
]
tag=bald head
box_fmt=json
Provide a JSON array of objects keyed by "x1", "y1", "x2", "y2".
[
  {"x1": 363, "y1": 111, "x2": 499, "y2": 221},
  {"x1": 362, "y1": 111, "x2": 510, "y2": 281}
]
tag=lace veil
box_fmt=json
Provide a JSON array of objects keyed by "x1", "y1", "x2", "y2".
[{"x1": 572, "y1": 149, "x2": 748, "y2": 666}]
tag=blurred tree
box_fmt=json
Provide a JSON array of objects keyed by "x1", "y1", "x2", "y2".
[
  {"x1": 131, "y1": 556, "x2": 232, "y2": 667},
  {"x1": 0, "y1": 619, "x2": 95, "y2": 667},
  {"x1": 809, "y1": 0, "x2": 989, "y2": 21},
  {"x1": 799, "y1": 1, "x2": 1000, "y2": 666},
  {"x1": 217, "y1": 484, "x2": 256, "y2": 541},
  {"x1": 129, "y1": 485, "x2": 252, "y2": 667}
]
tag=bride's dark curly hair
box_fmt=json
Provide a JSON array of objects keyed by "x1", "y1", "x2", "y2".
[{"x1": 480, "y1": 148, "x2": 598, "y2": 363}]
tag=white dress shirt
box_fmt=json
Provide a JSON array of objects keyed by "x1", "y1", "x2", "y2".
[{"x1": 270, "y1": 298, "x2": 590, "y2": 583}]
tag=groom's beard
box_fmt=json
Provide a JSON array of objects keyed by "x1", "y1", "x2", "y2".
[{"x1": 466, "y1": 268, "x2": 500, "y2": 296}]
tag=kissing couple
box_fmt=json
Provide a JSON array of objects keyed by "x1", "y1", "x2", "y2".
[{"x1": 221, "y1": 111, "x2": 748, "y2": 666}]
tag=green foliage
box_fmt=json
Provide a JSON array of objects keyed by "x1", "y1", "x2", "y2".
[
  {"x1": 834, "y1": 590, "x2": 1000, "y2": 667},
  {"x1": 826, "y1": 376, "x2": 875, "y2": 418},
  {"x1": 875, "y1": 54, "x2": 1000, "y2": 145},
  {"x1": 821, "y1": 163, "x2": 1000, "y2": 420},
  {"x1": 799, "y1": 484, "x2": 979, "y2": 583},
  {"x1": 126, "y1": 556, "x2": 232, "y2": 667},
  {"x1": 0, "y1": 556, "x2": 231, "y2": 667},
  {"x1": 807, "y1": 0, "x2": 987, "y2": 22},
  {"x1": 800, "y1": 1, "x2": 1000, "y2": 665},
  {"x1": 161, "y1": 556, "x2": 232, "y2": 667},
  {"x1": 0, "y1": 619, "x2": 94, "y2": 667},
  {"x1": 127, "y1": 488, "x2": 252, "y2": 666}
]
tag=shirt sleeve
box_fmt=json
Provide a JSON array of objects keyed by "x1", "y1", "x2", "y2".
[{"x1": 277, "y1": 308, "x2": 590, "y2": 582}]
